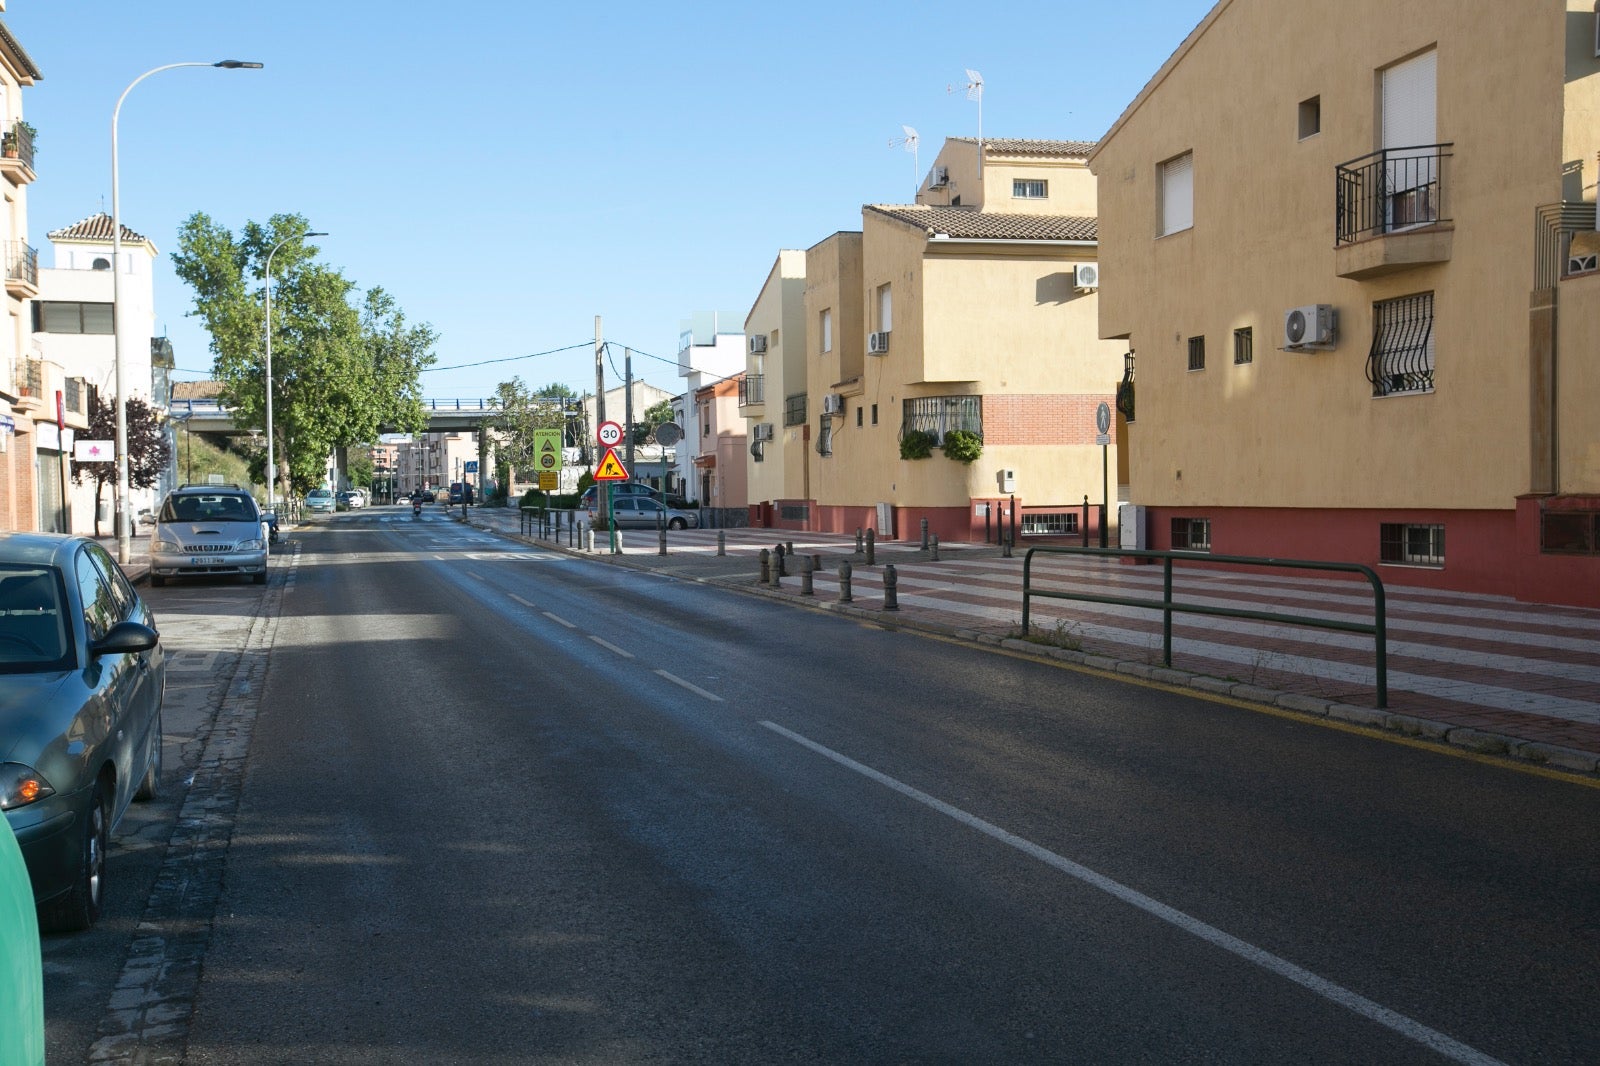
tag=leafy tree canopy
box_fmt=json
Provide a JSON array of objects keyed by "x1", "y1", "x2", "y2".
[
  {"x1": 172, "y1": 212, "x2": 437, "y2": 496},
  {"x1": 488, "y1": 377, "x2": 576, "y2": 482},
  {"x1": 74, "y1": 393, "x2": 170, "y2": 536}
]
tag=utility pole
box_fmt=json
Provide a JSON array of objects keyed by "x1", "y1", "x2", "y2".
[
  {"x1": 594, "y1": 315, "x2": 613, "y2": 550},
  {"x1": 624, "y1": 347, "x2": 635, "y2": 469}
]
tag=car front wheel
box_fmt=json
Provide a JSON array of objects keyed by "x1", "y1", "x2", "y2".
[
  {"x1": 668, "y1": 518, "x2": 687, "y2": 530},
  {"x1": 40, "y1": 780, "x2": 109, "y2": 932}
]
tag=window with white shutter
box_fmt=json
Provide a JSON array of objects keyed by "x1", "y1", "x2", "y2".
[{"x1": 1160, "y1": 152, "x2": 1193, "y2": 236}]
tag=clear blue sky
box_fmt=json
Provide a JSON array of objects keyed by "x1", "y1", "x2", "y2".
[{"x1": 7, "y1": 1, "x2": 1214, "y2": 401}]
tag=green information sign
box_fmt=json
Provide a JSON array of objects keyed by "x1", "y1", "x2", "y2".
[{"x1": 533, "y1": 430, "x2": 563, "y2": 473}]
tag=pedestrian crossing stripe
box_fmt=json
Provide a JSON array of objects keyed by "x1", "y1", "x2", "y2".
[{"x1": 594, "y1": 447, "x2": 629, "y2": 481}]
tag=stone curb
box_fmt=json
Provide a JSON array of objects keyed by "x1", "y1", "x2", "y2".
[{"x1": 469, "y1": 515, "x2": 1600, "y2": 781}]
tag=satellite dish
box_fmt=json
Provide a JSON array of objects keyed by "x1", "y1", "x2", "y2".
[{"x1": 654, "y1": 421, "x2": 682, "y2": 446}]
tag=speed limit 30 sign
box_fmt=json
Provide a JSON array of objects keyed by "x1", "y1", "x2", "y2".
[{"x1": 597, "y1": 420, "x2": 624, "y2": 447}]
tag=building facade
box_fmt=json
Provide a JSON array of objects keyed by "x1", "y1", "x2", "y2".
[
  {"x1": 1088, "y1": 0, "x2": 1600, "y2": 607},
  {"x1": 741, "y1": 250, "x2": 808, "y2": 526},
  {"x1": 0, "y1": 14, "x2": 41, "y2": 531}
]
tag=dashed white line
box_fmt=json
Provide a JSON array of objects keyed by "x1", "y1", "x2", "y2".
[
  {"x1": 542, "y1": 611, "x2": 577, "y2": 629},
  {"x1": 588, "y1": 636, "x2": 635, "y2": 659},
  {"x1": 654, "y1": 669, "x2": 724, "y2": 702},
  {"x1": 509, "y1": 593, "x2": 537, "y2": 609},
  {"x1": 758, "y1": 721, "x2": 1506, "y2": 1066}
]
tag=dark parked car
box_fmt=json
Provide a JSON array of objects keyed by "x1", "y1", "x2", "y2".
[{"x1": 0, "y1": 533, "x2": 165, "y2": 932}]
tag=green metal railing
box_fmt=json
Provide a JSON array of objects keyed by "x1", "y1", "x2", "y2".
[{"x1": 1022, "y1": 546, "x2": 1388, "y2": 708}]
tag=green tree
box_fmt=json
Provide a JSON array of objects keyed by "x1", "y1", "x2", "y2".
[
  {"x1": 172, "y1": 212, "x2": 436, "y2": 498},
  {"x1": 346, "y1": 451, "x2": 375, "y2": 490},
  {"x1": 488, "y1": 378, "x2": 574, "y2": 487},
  {"x1": 633, "y1": 397, "x2": 675, "y2": 446},
  {"x1": 74, "y1": 393, "x2": 171, "y2": 537}
]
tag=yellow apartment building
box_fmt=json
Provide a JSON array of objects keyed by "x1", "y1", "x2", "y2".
[
  {"x1": 741, "y1": 249, "x2": 808, "y2": 525},
  {"x1": 790, "y1": 139, "x2": 1127, "y2": 542},
  {"x1": 1089, "y1": 0, "x2": 1600, "y2": 608}
]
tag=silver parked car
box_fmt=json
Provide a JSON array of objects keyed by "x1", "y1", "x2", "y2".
[
  {"x1": 0, "y1": 533, "x2": 165, "y2": 933},
  {"x1": 147, "y1": 486, "x2": 269, "y2": 587},
  {"x1": 587, "y1": 496, "x2": 699, "y2": 530}
]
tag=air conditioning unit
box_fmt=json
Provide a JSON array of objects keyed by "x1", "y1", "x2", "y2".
[
  {"x1": 752, "y1": 422, "x2": 774, "y2": 442},
  {"x1": 1073, "y1": 262, "x2": 1100, "y2": 291},
  {"x1": 930, "y1": 166, "x2": 950, "y2": 188},
  {"x1": 868, "y1": 331, "x2": 890, "y2": 355},
  {"x1": 747, "y1": 334, "x2": 767, "y2": 354},
  {"x1": 822, "y1": 394, "x2": 845, "y2": 416},
  {"x1": 1283, "y1": 304, "x2": 1337, "y2": 349},
  {"x1": 1569, "y1": 252, "x2": 1599, "y2": 275}
]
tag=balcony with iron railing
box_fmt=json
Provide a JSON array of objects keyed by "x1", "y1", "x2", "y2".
[
  {"x1": 5, "y1": 240, "x2": 37, "y2": 298},
  {"x1": 0, "y1": 121, "x2": 36, "y2": 183},
  {"x1": 738, "y1": 373, "x2": 765, "y2": 408},
  {"x1": 1334, "y1": 143, "x2": 1453, "y2": 280}
]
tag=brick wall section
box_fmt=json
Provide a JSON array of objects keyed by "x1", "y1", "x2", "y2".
[{"x1": 983, "y1": 394, "x2": 1114, "y2": 446}]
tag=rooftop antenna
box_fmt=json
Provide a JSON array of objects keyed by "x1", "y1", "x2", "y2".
[
  {"x1": 889, "y1": 125, "x2": 919, "y2": 201},
  {"x1": 949, "y1": 69, "x2": 984, "y2": 196}
]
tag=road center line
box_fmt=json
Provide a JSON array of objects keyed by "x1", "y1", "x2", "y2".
[
  {"x1": 655, "y1": 669, "x2": 725, "y2": 702},
  {"x1": 467, "y1": 571, "x2": 485, "y2": 582},
  {"x1": 508, "y1": 593, "x2": 537, "y2": 609},
  {"x1": 588, "y1": 635, "x2": 634, "y2": 658},
  {"x1": 542, "y1": 611, "x2": 577, "y2": 629},
  {"x1": 759, "y1": 720, "x2": 1506, "y2": 1066}
]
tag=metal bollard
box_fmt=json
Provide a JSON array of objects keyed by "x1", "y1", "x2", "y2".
[
  {"x1": 920, "y1": 517, "x2": 929, "y2": 551},
  {"x1": 1002, "y1": 532, "x2": 1013, "y2": 559},
  {"x1": 759, "y1": 548, "x2": 771, "y2": 584},
  {"x1": 800, "y1": 555, "x2": 814, "y2": 596},
  {"x1": 658, "y1": 523, "x2": 668, "y2": 556},
  {"x1": 771, "y1": 550, "x2": 782, "y2": 587},
  {"x1": 932, "y1": 535, "x2": 940, "y2": 562},
  {"x1": 855, "y1": 528, "x2": 864, "y2": 554},
  {"x1": 717, "y1": 530, "x2": 726, "y2": 557},
  {"x1": 865, "y1": 528, "x2": 876, "y2": 566},
  {"x1": 883, "y1": 564, "x2": 899, "y2": 610},
  {"x1": 838, "y1": 560, "x2": 853, "y2": 602},
  {"x1": 584, "y1": 526, "x2": 595, "y2": 552},
  {"x1": 774, "y1": 543, "x2": 787, "y2": 577},
  {"x1": 786, "y1": 540, "x2": 795, "y2": 558},
  {"x1": 812, "y1": 554, "x2": 822, "y2": 576}
]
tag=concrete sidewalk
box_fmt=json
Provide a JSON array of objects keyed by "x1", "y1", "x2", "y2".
[{"x1": 461, "y1": 505, "x2": 1600, "y2": 777}]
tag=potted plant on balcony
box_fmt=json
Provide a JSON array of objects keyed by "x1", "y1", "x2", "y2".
[
  {"x1": 899, "y1": 429, "x2": 937, "y2": 460},
  {"x1": 940, "y1": 429, "x2": 983, "y2": 464}
]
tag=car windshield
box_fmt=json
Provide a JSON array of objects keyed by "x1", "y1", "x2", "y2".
[
  {"x1": 0, "y1": 565, "x2": 71, "y2": 672},
  {"x1": 161, "y1": 494, "x2": 257, "y2": 523}
]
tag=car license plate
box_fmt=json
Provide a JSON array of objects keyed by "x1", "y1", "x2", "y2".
[{"x1": 190, "y1": 556, "x2": 226, "y2": 566}]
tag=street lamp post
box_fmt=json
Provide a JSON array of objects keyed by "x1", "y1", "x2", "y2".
[
  {"x1": 112, "y1": 59, "x2": 262, "y2": 563},
  {"x1": 262, "y1": 230, "x2": 326, "y2": 516}
]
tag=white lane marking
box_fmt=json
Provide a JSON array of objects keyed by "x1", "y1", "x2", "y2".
[
  {"x1": 542, "y1": 612, "x2": 577, "y2": 629},
  {"x1": 759, "y1": 721, "x2": 1508, "y2": 1066},
  {"x1": 655, "y1": 670, "x2": 725, "y2": 703},
  {"x1": 509, "y1": 594, "x2": 537, "y2": 609},
  {"x1": 467, "y1": 571, "x2": 485, "y2": 582},
  {"x1": 588, "y1": 635, "x2": 635, "y2": 659}
]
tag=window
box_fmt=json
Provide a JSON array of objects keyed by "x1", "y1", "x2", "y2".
[
  {"x1": 1021, "y1": 512, "x2": 1080, "y2": 535},
  {"x1": 816, "y1": 416, "x2": 833, "y2": 457},
  {"x1": 74, "y1": 550, "x2": 117, "y2": 642},
  {"x1": 1381, "y1": 523, "x2": 1444, "y2": 566},
  {"x1": 1013, "y1": 179, "x2": 1047, "y2": 199},
  {"x1": 1171, "y1": 517, "x2": 1211, "y2": 552},
  {"x1": 1159, "y1": 152, "x2": 1194, "y2": 236},
  {"x1": 1233, "y1": 327, "x2": 1253, "y2": 365},
  {"x1": 1298, "y1": 96, "x2": 1321, "y2": 140},
  {"x1": 821, "y1": 309, "x2": 833, "y2": 353},
  {"x1": 1187, "y1": 335, "x2": 1206, "y2": 372},
  {"x1": 856, "y1": 407, "x2": 863, "y2": 427},
  {"x1": 876, "y1": 284, "x2": 892, "y2": 332},
  {"x1": 784, "y1": 393, "x2": 807, "y2": 426},
  {"x1": 1541, "y1": 511, "x2": 1599, "y2": 554},
  {"x1": 901, "y1": 396, "x2": 982, "y2": 443},
  {"x1": 1367, "y1": 292, "x2": 1434, "y2": 396},
  {"x1": 871, "y1": 404, "x2": 878, "y2": 426},
  {"x1": 35, "y1": 301, "x2": 116, "y2": 335},
  {"x1": 91, "y1": 257, "x2": 111, "y2": 271}
]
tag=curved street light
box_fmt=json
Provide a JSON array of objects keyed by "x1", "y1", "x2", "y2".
[
  {"x1": 112, "y1": 59, "x2": 263, "y2": 563},
  {"x1": 262, "y1": 230, "x2": 326, "y2": 515}
]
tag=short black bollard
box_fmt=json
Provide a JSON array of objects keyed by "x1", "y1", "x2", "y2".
[
  {"x1": 800, "y1": 555, "x2": 814, "y2": 596},
  {"x1": 855, "y1": 528, "x2": 864, "y2": 554},
  {"x1": 838, "y1": 560, "x2": 853, "y2": 602},
  {"x1": 812, "y1": 554, "x2": 822, "y2": 576},
  {"x1": 883, "y1": 564, "x2": 899, "y2": 610},
  {"x1": 932, "y1": 535, "x2": 940, "y2": 562},
  {"x1": 717, "y1": 530, "x2": 726, "y2": 557},
  {"x1": 771, "y1": 551, "x2": 783, "y2": 587},
  {"x1": 774, "y1": 543, "x2": 788, "y2": 577},
  {"x1": 920, "y1": 517, "x2": 929, "y2": 551},
  {"x1": 865, "y1": 528, "x2": 876, "y2": 566},
  {"x1": 658, "y1": 522, "x2": 668, "y2": 556},
  {"x1": 1002, "y1": 532, "x2": 1013, "y2": 559},
  {"x1": 759, "y1": 548, "x2": 771, "y2": 584}
]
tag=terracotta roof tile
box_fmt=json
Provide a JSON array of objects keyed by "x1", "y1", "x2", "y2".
[
  {"x1": 171, "y1": 380, "x2": 223, "y2": 400},
  {"x1": 47, "y1": 212, "x2": 149, "y2": 244},
  {"x1": 951, "y1": 137, "x2": 1098, "y2": 158},
  {"x1": 866, "y1": 205, "x2": 1097, "y2": 242}
]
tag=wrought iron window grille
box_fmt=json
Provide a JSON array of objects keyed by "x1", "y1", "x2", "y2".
[{"x1": 1366, "y1": 292, "x2": 1434, "y2": 397}]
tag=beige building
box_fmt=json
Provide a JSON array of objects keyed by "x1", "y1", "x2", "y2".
[
  {"x1": 0, "y1": 12, "x2": 43, "y2": 531},
  {"x1": 741, "y1": 250, "x2": 808, "y2": 525},
  {"x1": 1088, "y1": 0, "x2": 1600, "y2": 607},
  {"x1": 794, "y1": 140, "x2": 1125, "y2": 542},
  {"x1": 691, "y1": 375, "x2": 747, "y2": 520}
]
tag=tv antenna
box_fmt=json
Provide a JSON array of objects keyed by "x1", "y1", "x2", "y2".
[
  {"x1": 948, "y1": 69, "x2": 983, "y2": 154},
  {"x1": 889, "y1": 125, "x2": 919, "y2": 200}
]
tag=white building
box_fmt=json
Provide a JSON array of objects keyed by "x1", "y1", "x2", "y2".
[{"x1": 670, "y1": 312, "x2": 743, "y2": 504}]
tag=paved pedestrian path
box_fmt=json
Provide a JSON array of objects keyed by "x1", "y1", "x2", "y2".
[{"x1": 461, "y1": 507, "x2": 1600, "y2": 776}]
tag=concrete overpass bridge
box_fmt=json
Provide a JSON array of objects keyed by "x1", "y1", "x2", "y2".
[{"x1": 168, "y1": 397, "x2": 505, "y2": 434}]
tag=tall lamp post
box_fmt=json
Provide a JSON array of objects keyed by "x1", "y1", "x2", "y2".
[
  {"x1": 112, "y1": 59, "x2": 263, "y2": 564},
  {"x1": 262, "y1": 230, "x2": 326, "y2": 516}
]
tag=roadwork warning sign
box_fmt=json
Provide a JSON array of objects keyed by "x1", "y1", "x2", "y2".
[{"x1": 594, "y1": 448, "x2": 629, "y2": 481}]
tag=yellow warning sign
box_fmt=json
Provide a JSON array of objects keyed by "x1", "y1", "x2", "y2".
[{"x1": 594, "y1": 447, "x2": 630, "y2": 482}]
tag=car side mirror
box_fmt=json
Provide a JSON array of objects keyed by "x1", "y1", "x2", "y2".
[{"x1": 89, "y1": 620, "x2": 160, "y2": 657}]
